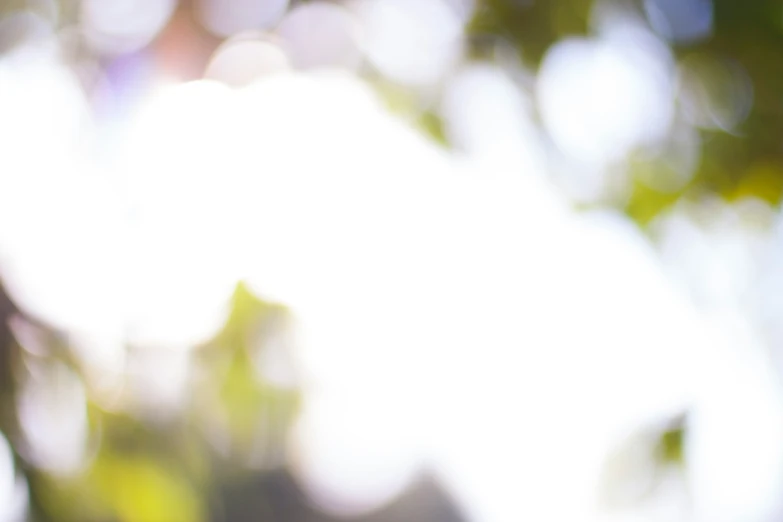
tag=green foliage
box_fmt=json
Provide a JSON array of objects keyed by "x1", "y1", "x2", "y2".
[
  {"x1": 657, "y1": 425, "x2": 684, "y2": 465},
  {"x1": 625, "y1": 175, "x2": 684, "y2": 226},
  {"x1": 416, "y1": 111, "x2": 449, "y2": 146},
  {"x1": 468, "y1": 0, "x2": 593, "y2": 66}
]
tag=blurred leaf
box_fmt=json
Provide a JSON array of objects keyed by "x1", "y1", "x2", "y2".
[
  {"x1": 468, "y1": 0, "x2": 591, "y2": 65},
  {"x1": 212, "y1": 283, "x2": 274, "y2": 351},
  {"x1": 729, "y1": 160, "x2": 783, "y2": 204},
  {"x1": 91, "y1": 454, "x2": 204, "y2": 522},
  {"x1": 194, "y1": 284, "x2": 300, "y2": 465},
  {"x1": 372, "y1": 78, "x2": 425, "y2": 121},
  {"x1": 33, "y1": 471, "x2": 112, "y2": 522},
  {"x1": 416, "y1": 111, "x2": 448, "y2": 146},
  {"x1": 220, "y1": 351, "x2": 266, "y2": 437},
  {"x1": 625, "y1": 177, "x2": 683, "y2": 226},
  {"x1": 657, "y1": 425, "x2": 684, "y2": 465}
]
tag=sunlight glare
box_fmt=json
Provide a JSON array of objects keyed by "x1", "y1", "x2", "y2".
[
  {"x1": 356, "y1": 0, "x2": 463, "y2": 86},
  {"x1": 289, "y1": 391, "x2": 425, "y2": 516},
  {"x1": 440, "y1": 63, "x2": 545, "y2": 175},
  {"x1": 119, "y1": 79, "x2": 241, "y2": 348},
  {"x1": 538, "y1": 15, "x2": 674, "y2": 198},
  {"x1": 277, "y1": 2, "x2": 363, "y2": 71},
  {"x1": 686, "y1": 322, "x2": 783, "y2": 522},
  {"x1": 205, "y1": 34, "x2": 290, "y2": 87}
]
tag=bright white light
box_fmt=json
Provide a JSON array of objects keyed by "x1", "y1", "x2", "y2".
[
  {"x1": 277, "y1": 2, "x2": 363, "y2": 71},
  {"x1": 440, "y1": 63, "x2": 545, "y2": 175},
  {"x1": 205, "y1": 34, "x2": 290, "y2": 87},
  {"x1": 220, "y1": 72, "x2": 556, "y2": 516},
  {"x1": 442, "y1": 0, "x2": 476, "y2": 23},
  {"x1": 119, "y1": 79, "x2": 241, "y2": 348},
  {"x1": 0, "y1": 50, "x2": 125, "y2": 339},
  {"x1": 0, "y1": 172, "x2": 127, "y2": 341},
  {"x1": 648, "y1": 199, "x2": 783, "y2": 522},
  {"x1": 0, "y1": 66, "x2": 244, "y2": 352},
  {"x1": 0, "y1": 433, "x2": 15, "y2": 515},
  {"x1": 750, "y1": 209, "x2": 783, "y2": 372},
  {"x1": 0, "y1": 49, "x2": 90, "y2": 169},
  {"x1": 0, "y1": 59, "x2": 741, "y2": 522},
  {"x1": 566, "y1": 211, "x2": 708, "y2": 425},
  {"x1": 356, "y1": 0, "x2": 463, "y2": 86},
  {"x1": 686, "y1": 321, "x2": 783, "y2": 522},
  {"x1": 427, "y1": 209, "x2": 710, "y2": 522},
  {"x1": 204, "y1": 71, "x2": 715, "y2": 521},
  {"x1": 0, "y1": 432, "x2": 28, "y2": 522},
  {"x1": 196, "y1": 0, "x2": 289, "y2": 37},
  {"x1": 652, "y1": 198, "x2": 773, "y2": 313},
  {"x1": 289, "y1": 392, "x2": 425, "y2": 516},
  {"x1": 537, "y1": 22, "x2": 674, "y2": 194},
  {"x1": 81, "y1": 0, "x2": 176, "y2": 55},
  {"x1": 232, "y1": 70, "x2": 454, "y2": 308}
]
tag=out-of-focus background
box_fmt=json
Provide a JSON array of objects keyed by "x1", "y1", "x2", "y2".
[{"x1": 2, "y1": 0, "x2": 783, "y2": 521}]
